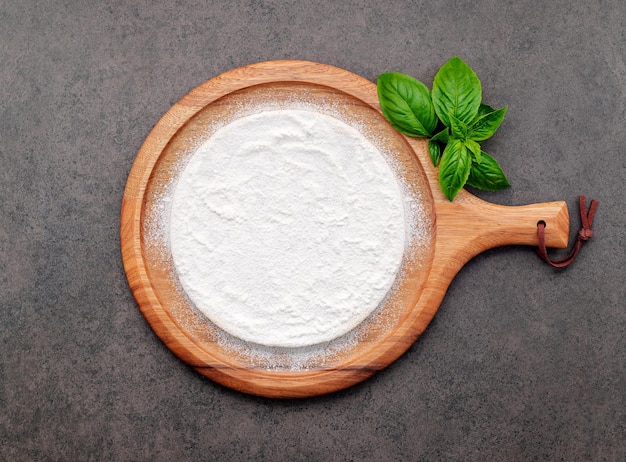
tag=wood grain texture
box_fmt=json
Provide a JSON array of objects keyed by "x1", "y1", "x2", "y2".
[{"x1": 120, "y1": 60, "x2": 569, "y2": 398}]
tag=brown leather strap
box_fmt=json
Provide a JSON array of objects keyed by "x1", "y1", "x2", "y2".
[{"x1": 537, "y1": 196, "x2": 598, "y2": 268}]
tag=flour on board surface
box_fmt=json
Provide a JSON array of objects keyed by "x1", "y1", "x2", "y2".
[{"x1": 169, "y1": 109, "x2": 406, "y2": 348}]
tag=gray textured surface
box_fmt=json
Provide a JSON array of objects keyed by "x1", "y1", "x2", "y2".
[{"x1": 1, "y1": 1, "x2": 624, "y2": 460}]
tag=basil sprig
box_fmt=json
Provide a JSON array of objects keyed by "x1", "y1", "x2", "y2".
[{"x1": 377, "y1": 56, "x2": 510, "y2": 201}]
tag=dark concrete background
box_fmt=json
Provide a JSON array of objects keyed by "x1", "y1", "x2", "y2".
[{"x1": 1, "y1": 1, "x2": 624, "y2": 460}]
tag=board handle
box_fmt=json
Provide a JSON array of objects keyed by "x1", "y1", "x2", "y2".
[{"x1": 435, "y1": 197, "x2": 570, "y2": 268}]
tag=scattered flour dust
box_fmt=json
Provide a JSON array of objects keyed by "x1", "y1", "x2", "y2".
[{"x1": 169, "y1": 109, "x2": 406, "y2": 348}]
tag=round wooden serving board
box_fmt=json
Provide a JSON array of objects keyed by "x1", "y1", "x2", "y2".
[{"x1": 121, "y1": 60, "x2": 570, "y2": 398}]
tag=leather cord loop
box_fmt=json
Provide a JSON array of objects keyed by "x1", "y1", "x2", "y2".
[{"x1": 537, "y1": 196, "x2": 598, "y2": 268}]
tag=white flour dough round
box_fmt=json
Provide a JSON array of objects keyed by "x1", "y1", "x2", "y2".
[{"x1": 169, "y1": 109, "x2": 406, "y2": 347}]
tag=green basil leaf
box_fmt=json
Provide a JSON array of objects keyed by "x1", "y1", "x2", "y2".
[
  {"x1": 377, "y1": 72, "x2": 437, "y2": 137},
  {"x1": 431, "y1": 127, "x2": 449, "y2": 143},
  {"x1": 428, "y1": 139, "x2": 442, "y2": 166},
  {"x1": 468, "y1": 106, "x2": 507, "y2": 141},
  {"x1": 432, "y1": 56, "x2": 482, "y2": 127},
  {"x1": 465, "y1": 139, "x2": 482, "y2": 162},
  {"x1": 467, "y1": 151, "x2": 511, "y2": 190},
  {"x1": 438, "y1": 138, "x2": 472, "y2": 201},
  {"x1": 449, "y1": 115, "x2": 469, "y2": 139},
  {"x1": 476, "y1": 103, "x2": 495, "y2": 117}
]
